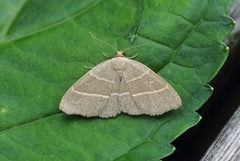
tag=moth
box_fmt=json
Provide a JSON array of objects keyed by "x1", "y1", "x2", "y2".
[{"x1": 59, "y1": 33, "x2": 181, "y2": 118}]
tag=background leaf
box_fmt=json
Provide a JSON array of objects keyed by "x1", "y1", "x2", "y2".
[{"x1": 0, "y1": 0, "x2": 234, "y2": 160}]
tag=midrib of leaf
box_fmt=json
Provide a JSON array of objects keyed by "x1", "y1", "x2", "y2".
[{"x1": 0, "y1": 110, "x2": 170, "y2": 159}]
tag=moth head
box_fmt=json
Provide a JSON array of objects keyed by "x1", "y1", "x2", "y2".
[{"x1": 115, "y1": 51, "x2": 125, "y2": 58}]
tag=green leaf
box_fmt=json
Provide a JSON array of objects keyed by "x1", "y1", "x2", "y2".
[{"x1": 0, "y1": 0, "x2": 234, "y2": 160}]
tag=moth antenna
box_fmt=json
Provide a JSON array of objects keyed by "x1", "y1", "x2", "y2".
[
  {"x1": 122, "y1": 38, "x2": 151, "y2": 52},
  {"x1": 102, "y1": 52, "x2": 111, "y2": 58},
  {"x1": 89, "y1": 32, "x2": 118, "y2": 52},
  {"x1": 127, "y1": 53, "x2": 140, "y2": 59}
]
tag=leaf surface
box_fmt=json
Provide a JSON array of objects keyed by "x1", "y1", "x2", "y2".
[{"x1": 0, "y1": 0, "x2": 234, "y2": 160}]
